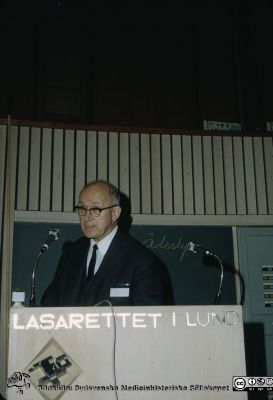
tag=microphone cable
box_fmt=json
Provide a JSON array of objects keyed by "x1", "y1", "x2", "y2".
[{"x1": 95, "y1": 300, "x2": 118, "y2": 400}]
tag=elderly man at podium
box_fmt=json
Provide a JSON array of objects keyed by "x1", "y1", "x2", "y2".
[{"x1": 41, "y1": 180, "x2": 163, "y2": 307}]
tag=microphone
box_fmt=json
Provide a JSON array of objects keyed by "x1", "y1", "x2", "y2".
[
  {"x1": 187, "y1": 241, "x2": 216, "y2": 257},
  {"x1": 40, "y1": 229, "x2": 60, "y2": 253}
]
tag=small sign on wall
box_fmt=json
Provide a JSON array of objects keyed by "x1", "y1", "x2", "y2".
[
  {"x1": 262, "y1": 266, "x2": 273, "y2": 307},
  {"x1": 203, "y1": 120, "x2": 241, "y2": 132}
]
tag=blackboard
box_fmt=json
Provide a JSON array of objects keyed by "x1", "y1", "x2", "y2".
[{"x1": 12, "y1": 222, "x2": 237, "y2": 306}]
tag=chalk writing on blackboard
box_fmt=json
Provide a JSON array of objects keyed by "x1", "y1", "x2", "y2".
[{"x1": 143, "y1": 234, "x2": 188, "y2": 262}]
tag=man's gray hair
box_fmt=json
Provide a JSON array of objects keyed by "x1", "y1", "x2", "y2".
[{"x1": 81, "y1": 180, "x2": 121, "y2": 205}]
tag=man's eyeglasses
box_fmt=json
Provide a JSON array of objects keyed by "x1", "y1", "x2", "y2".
[{"x1": 74, "y1": 204, "x2": 118, "y2": 217}]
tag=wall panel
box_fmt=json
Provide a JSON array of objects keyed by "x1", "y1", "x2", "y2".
[
  {"x1": 16, "y1": 126, "x2": 29, "y2": 210},
  {"x1": 51, "y1": 129, "x2": 63, "y2": 211},
  {"x1": 253, "y1": 137, "x2": 267, "y2": 214},
  {"x1": 263, "y1": 137, "x2": 273, "y2": 215},
  {"x1": 75, "y1": 130, "x2": 86, "y2": 201},
  {"x1": 96, "y1": 131, "x2": 107, "y2": 181},
  {"x1": 182, "y1": 135, "x2": 194, "y2": 215},
  {"x1": 86, "y1": 131, "x2": 97, "y2": 184},
  {"x1": 151, "y1": 134, "x2": 162, "y2": 214},
  {"x1": 172, "y1": 135, "x2": 183, "y2": 214},
  {"x1": 0, "y1": 125, "x2": 7, "y2": 256},
  {"x1": 119, "y1": 132, "x2": 129, "y2": 196},
  {"x1": 28, "y1": 127, "x2": 41, "y2": 211},
  {"x1": 140, "y1": 134, "x2": 151, "y2": 214},
  {"x1": 243, "y1": 137, "x2": 257, "y2": 215},
  {"x1": 192, "y1": 136, "x2": 204, "y2": 215},
  {"x1": 233, "y1": 137, "x2": 246, "y2": 215},
  {"x1": 223, "y1": 137, "x2": 236, "y2": 214},
  {"x1": 130, "y1": 133, "x2": 140, "y2": 214},
  {"x1": 202, "y1": 136, "x2": 215, "y2": 214},
  {"x1": 0, "y1": 123, "x2": 18, "y2": 397},
  {"x1": 161, "y1": 135, "x2": 173, "y2": 214},
  {"x1": 213, "y1": 136, "x2": 226, "y2": 215},
  {"x1": 0, "y1": 123, "x2": 272, "y2": 219},
  {"x1": 63, "y1": 129, "x2": 75, "y2": 212},
  {"x1": 40, "y1": 128, "x2": 52, "y2": 211},
  {"x1": 108, "y1": 132, "x2": 119, "y2": 188}
]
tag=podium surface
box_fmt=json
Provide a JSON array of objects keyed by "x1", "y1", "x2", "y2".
[{"x1": 7, "y1": 306, "x2": 247, "y2": 399}]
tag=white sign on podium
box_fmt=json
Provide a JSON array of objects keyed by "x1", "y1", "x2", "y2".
[{"x1": 7, "y1": 305, "x2": 247, "y2": 399}]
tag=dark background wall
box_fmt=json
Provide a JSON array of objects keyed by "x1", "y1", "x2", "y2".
[
  {"x1": 0, "y1": 1, "x2": 272, "y2": 131},
  {"x1": 12, "y1": 222, "x2": 236, "y2": 306}
]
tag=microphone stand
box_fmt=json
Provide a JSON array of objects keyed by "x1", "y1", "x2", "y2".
[
  {"x1": 29, "y1": 250, "x2": 44, "y2": 307},
  {"x1": 187, "y1": 242, "x2": 224, "y2": 305},
  {"x1": 29, "y1": 229, "x2": 59, "y2": 306},
  {"x1": 212, "y1": 254, "x2": 224, "y2": 305}
]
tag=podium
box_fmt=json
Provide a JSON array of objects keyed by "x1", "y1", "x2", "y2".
[{"x1": 7, "y1": 306, "x2": 247, "y2": 399}]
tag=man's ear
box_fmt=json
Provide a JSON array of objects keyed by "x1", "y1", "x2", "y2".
[{"x1": 112, "y1": 206, "x2": 122, "y2": 222}]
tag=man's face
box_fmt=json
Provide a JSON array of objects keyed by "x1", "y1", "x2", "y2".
[{"x1": 78, "y1": 183, "x2": 121, "y2": 242}]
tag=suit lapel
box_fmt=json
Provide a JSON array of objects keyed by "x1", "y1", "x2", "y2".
[{"x1": 68, "y1": 238, "x2": 90, "y2": 304}]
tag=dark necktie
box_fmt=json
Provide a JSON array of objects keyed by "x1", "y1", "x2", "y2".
[{"x1": 87, "y1": 244, "x2": 98, "y2": 283}]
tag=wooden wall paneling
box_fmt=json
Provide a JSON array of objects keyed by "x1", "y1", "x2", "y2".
[
  {"x1": 16, "y1": 126, "x2": 29, "y2": 210},
  {"x1": 243, "y1": 137, "x2": 257, "y2": 214},
  {"x1": 182, "y1": 135, "x2": 194, "y2": 214},
  {"x1": 0, "y1": 122, "x2": 17, "y2": 396},
  {"x1": 212, "y1": 136, "x2": 226, "y2": 215},
  {"x1": 233, "y1": 137, "x2": 246, "y2": 215},
  {"x1": 223, "y1": 137, "x2": 236, "y2": 214},
  {"x1": 108, "y1": 132, "x2": 119, "y2": 188},
  {"x1": 161, "y1": 134, "x2": 173, "y2": 214},
  {"x1": 192, "y1": 136, "x2": 204, "y2": 215},
  {"x1": 86, "y1": 131, "x2": 97, "y2": 184},
  {"x1": 28, "y1": 127, "x2": 41, "y2": 211},
  {"x1": 3, "y1": 121, "x2": 272, "y2": 220},
  {"x1": 51, "y1": 129, "x2": 63, "y2": 211},
  {"x1": 140, "y1": 134, "x2": 151, "y2": 213},
  {"x1": 253, "y1": 137, "x2": 267, "y2": 214},
  {"x1": 39, "y1": 128, "x2": 52, "y2": 211},
  {"x1": 151, "y1": 134, "x2": 162, "y2": 214},
  {"x1": 97, "y1": 131, "x2": 108, "y2": 180},
  {"x1": 172, "y1": 135, "x2": 183, "y2": 214},
  {"x1": 119, "y1": 132, "x2": 129, "y2": 197},
  {"x1": 129, "y1": 133, "x2": 140, "y2": 214},
  {"x1": 75, "y1": 130, "x2": 86, "y2": 200},
  {"x1": 263, "y1": 137, "x2": 273, "y2": 214},
  {"x1": 0, "y1": 124, "x2": 7, "y2": 397},
  {"x1": 0, "y1": 125, "x2": 7, "y2": 252},
  {"x1": 202, "y1": 136, "x2": 215, "y2": 214},
  {"x1": 63, "y1": 129, "x2": 75, "y2": 212}
]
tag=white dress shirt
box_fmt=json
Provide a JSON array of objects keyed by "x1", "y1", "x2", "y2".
[{"x1": 86, "y1": 226, "x2": 118, "y2": 276}]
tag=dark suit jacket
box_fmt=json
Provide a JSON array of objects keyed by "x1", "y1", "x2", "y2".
[{"x1": 41, "y1": 228, "x2": 163, "y2": 307}]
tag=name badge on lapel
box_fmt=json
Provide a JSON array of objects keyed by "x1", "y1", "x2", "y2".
[{"x1": 110, "y1": 284, "x2": 130, "y2": 298}]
